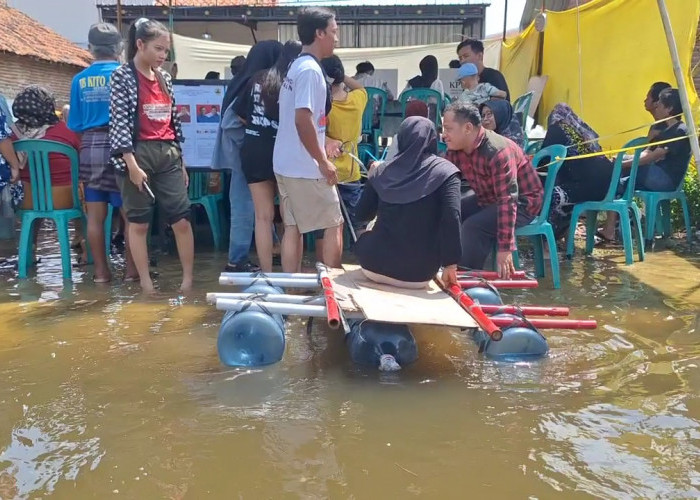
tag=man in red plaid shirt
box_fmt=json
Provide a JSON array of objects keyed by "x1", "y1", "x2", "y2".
[{"x1": 443, "y1": 102, "x2": 543, "y2": 278}]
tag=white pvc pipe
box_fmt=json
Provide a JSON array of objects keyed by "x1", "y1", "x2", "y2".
[
  {"x1": 219, "y1": 276, "x2": 320, "y2": 287},
  {"x1": 207, "y1": 292, "x2": 324, "y2": 305},
  {"x1": 220, "y1": 271, "x2": 317, "y2": 279},
  {"x1": 215, "y1": 298, "x2": 328, "y2": 317}
]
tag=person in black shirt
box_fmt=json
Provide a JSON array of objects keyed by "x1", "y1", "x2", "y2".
[
  {"x1": 354, "y1": 117, "x2": 461, "y2": 288},
  {"x1": 631, "y1": 88, "x2": 690, "y2": 192},
  {"x1": 457, "y1": 38, "x2": 510, "y2": 101},
  {"x1": 234, "y1": 40, "x2": 301, "y2": 272},
  {"x1": 599, "y1": 88, "x2": 691, "y2": 241},
  {"x1": 644, "y1": 81, "x2": 671, "y2": 140}
]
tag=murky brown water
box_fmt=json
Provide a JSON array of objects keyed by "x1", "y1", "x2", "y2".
[{"x1": 0, "y1": 230, "x2": 699, "y2": 499}]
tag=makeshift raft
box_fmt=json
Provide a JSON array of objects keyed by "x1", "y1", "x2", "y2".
[{"x1": 208, "y1": 263, "x2": 597, "y2": 370}]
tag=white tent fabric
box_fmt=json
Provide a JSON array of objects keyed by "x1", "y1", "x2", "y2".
[{"x1": 172, "y1": 33, "x2": 500, "y2": 90}]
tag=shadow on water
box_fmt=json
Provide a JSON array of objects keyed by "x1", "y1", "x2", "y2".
[{"x1": 0, "y1": 229, "x2": 698, "y2": 498}]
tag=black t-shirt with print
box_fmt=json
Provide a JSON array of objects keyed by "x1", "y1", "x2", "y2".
[{"x1": 652, "y1": 121, "x2": 690, "y2": 188}]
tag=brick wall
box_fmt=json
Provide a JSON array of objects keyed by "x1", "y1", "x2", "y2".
[{"x1": 0, "y1": 52, "x2": 84, "y2": 107}]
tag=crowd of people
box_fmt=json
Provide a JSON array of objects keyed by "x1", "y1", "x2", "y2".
[{"x1": 0, "y1": 7, "x2": 692, "y2": 293}]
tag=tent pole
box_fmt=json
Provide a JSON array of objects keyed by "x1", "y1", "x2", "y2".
[{"x1": 656, "y1": 0, "x2": 700, "y2": 183}]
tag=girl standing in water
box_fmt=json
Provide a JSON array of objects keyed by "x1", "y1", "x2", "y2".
[
  {"x1": 235, "y1": 41, "x2": 301, "y2": 273},
  {"x1": 110, "y1": 18, "x2": 193, "y2": 293}
]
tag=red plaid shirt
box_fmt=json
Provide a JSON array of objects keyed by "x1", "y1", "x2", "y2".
[{"x1": 446, "y1": 128, "x2": 543, "y2": 252}]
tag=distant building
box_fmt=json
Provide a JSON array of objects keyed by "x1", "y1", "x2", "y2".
[
  {"x1": 0, "y1": 3, "x2": 92, "y2": 105},
  {"x1": 97, "y1": 0, "x2": 488, "y2": 48},
  {"x1": 6, "y1": 0, "x2": 99, "y2": 48}
]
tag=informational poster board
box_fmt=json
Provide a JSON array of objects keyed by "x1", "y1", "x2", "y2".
[
  {"x1": 172, "y1": 80, "x2": 226, "y2": 168},
  {"x1": 439, "y1": 68, "x2": 462, "y2": 102}
]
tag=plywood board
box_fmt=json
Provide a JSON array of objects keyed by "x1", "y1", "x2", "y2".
[
  {"x1": 526, "y1": 75, "x2": 549, "y2": 118},
  {"x1": 329, "y1": 266, "x2": 476, "y2": 329}
]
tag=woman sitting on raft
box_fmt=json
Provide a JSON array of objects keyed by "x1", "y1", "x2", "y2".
[{"x1": 354, "y1": 116, "x2": 461, "y2": 289}]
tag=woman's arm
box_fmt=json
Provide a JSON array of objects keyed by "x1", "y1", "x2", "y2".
[
  {"x1": 438, "y1": 174, "x2": 462, "y2": 268},
  {"x1": 109, "y1": 68, "x2": 135, "y2": 156},
  {"x1": 355, "y1": 181, "x2": 379, "y2": 223}
]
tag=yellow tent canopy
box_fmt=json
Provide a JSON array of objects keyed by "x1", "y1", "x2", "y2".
[{"x1": 501, "y1": 0, "x2": 699, "y2": 150}]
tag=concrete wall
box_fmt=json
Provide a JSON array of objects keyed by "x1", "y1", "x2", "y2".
[
  {"x1": 0, "y1": 53, "x2": 82, "y2": 106},
  {"x1": 7, "y1": 0, "x2": 99, "y2": 48}
]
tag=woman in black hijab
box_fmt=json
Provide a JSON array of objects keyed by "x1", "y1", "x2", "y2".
[{"x1": 354, "y1": 117, "x2": 461, "y2": 288}]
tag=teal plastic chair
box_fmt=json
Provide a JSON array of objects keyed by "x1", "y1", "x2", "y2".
[
  {"x1": 188, "y1": 169, "x2": 224, "y2": 249},
  {"x1": 14, "y1": 139, "x2": 82, "y2": 280},
  {"x1": 400, "y1": 88, "x2": 444, "y2": 129},
  {"x1": 362, "y1": 87, "x2": 387, "y2": 154},
  {"x1": 512, "y1": 91, "x2": 534, "y2": 129},
  {"x1": 566, "y1": 137, "x2": 648, "y2": 265},
  {"x1": 635, "y1": 158, "x2": 693, "y2": 245},
  {"x1": 437, "y1": 141, "x2": 447, "y2": 154},
  {"x1": 514, "y1": 145, "x2": 568, "y2": 289}
]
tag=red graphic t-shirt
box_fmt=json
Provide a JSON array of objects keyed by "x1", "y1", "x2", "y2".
[{"x1": 137, "y1": 71, "x2": 175, "y2": 141}]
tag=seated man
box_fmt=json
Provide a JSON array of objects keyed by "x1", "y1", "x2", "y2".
[
  {"x1": 443, "y1": 101, "x2": 543, "y2": 278},
  {"x1": 644, "y1": 81, "x2": 671, "y2": 141},
  {"x1": 599, "y1": 88, "x2": 690, "y2": 241},
  {"x1": 457, "y1": 39, "x2": 510, "y2": 101}
]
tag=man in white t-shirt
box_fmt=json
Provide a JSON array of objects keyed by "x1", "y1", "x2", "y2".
[{"x1": 273, "y1": 7, "x2": 342, "y2": 272}]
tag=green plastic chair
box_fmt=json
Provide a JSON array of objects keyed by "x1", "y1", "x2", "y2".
[
  {"x1": 362, "y1": 87, "x2": 387, "y2": 154},
  {"x1": 14, "y1": 139, "x2": 82, "y2": 280},
  {"x1": 400, "y1": 88, "x2": 444, "y2": 129},
  {"x1": 565, "y1": 137, "x2": 648, "y2": 265},
  {"x1": 512, "y1": 91, "x2": 534, "y2": 129},
  {"x1": 188, "y1": 169, "x2": 224, "y2": 249},
  {"x1": 634, "y1": 158, "x2": 692, "y2": 245},
  {"x1": 514, "y1": 145, "x2": 568, "y2": 289}
]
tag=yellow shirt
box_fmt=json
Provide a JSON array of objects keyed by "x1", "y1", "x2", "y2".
[{"x1": 327, "y1": 88, "x2": 368, "y2": 183}]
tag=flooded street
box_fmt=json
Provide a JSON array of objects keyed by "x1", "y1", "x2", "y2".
[{"x1": 0, "y1": 234, "x2": 699, "y2": 499}]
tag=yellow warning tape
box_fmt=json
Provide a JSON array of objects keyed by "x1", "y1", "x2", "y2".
[
  {"x1": 529, "y1": 113, "x2": 685, "y2": 149},
  {"x1": 537, "y1": 133, "x2": 694, "y2": 170}
]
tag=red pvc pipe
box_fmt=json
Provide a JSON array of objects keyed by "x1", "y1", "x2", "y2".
[
  {"x1": 447, "y1": 284, "x2": 503, "y2": 341},
  {"x1": 457, "y1": 270, "x2": 528, "y2": 279},
  {"x1": 459, "y1": 279, "x2": 539, "y2": 289},
  {"x1": 480, "y1": 304, "x2": 570, "y2": 317},
  {"x1": 490, "y1": 317, "x2": 598, "y2": 330},
  {"x1": 316, "y1": 264, "x2": 340, "y2": 329}
]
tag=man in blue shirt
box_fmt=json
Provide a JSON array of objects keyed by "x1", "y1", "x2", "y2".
[{"x1": 69, "y1": 23, "x2": 136, "y2": 282}]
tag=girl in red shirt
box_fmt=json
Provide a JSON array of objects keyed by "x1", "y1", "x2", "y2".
[{"x1": 110, "y1": 19, "x2": 192, "y2": 293}]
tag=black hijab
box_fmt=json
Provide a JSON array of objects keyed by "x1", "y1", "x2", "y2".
[
  {"x1": 408, "y1": 55, "x2": 439, "y2": 89},
  {"x1": 221, "y1": 40, "x2": 282, "y2": 112},
  {"x1": 369, "y1": 116, "x2": 458, "y2": 204}
]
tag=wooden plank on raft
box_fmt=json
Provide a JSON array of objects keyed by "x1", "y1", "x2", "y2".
[{"x1": 329, "y1": 266, "x2": 477, "y2": 329}]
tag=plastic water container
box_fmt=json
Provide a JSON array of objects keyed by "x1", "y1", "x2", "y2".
[
  {"x1": 464, "y1": 286, "x2": 503, "y2": 306},
  {"x1": 346, "y1": 320, "x2": 418, "y2": 369},
  {"x1": 472, "y1": 313, "x2": 549, "y2": 361},
  {"x1": 216, "y1": 284, "x2": 286, "y2": 367}
]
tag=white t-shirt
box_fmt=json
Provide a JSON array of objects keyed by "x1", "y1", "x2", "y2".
[{"x1": 273, "y1": 55, "x2": 327, "y2": 179}]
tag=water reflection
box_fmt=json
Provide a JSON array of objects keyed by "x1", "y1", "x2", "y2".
[{"x1": 0, "y1": 234, "x2": 698, "y2": 497}]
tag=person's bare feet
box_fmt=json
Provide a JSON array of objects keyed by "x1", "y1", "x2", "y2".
[
  {"x1": 179, "y1": 278, "x2": 193, "y2": 293},
  {"x1": 140, "y1": 277, "x2": 156, "y2": 294},
  {"x1": 93, "y1": 273, "x2": 112, "y2": 283}
]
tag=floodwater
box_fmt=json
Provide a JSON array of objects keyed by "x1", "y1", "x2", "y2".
[{"x1": 0, "y1": 231, "x2": 699, "y2": 499}]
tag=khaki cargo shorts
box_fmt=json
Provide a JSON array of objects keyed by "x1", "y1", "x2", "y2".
[{"x1": 275, "y1": 174, "x2": 343, "y2": 234}]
